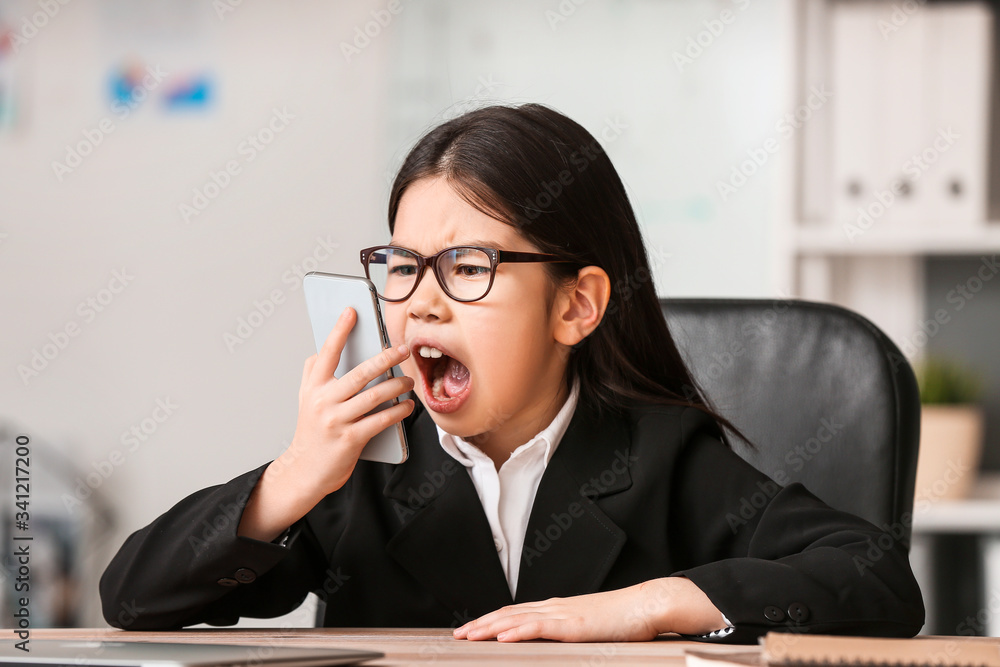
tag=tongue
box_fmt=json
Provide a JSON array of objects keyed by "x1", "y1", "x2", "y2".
[{"x1": 442, "y1": 357, "x2": 470, "y2": 398}]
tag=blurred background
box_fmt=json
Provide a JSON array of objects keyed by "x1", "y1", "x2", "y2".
[{"x1": 1, "y1": 0, "x2": 998, "y2": 634}]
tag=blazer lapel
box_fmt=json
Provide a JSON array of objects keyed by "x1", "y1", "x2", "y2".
[
  {"x1": 383, "y1": 404, "x2": 513, "y2": 618},
  {"x1": 514, "y1": 403, "x2": 631, "y2": 603}
]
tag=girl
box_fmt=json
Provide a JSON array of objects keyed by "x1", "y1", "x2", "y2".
[{"x1": 100, "y1": 103, "x2": 923, "y2": 644}]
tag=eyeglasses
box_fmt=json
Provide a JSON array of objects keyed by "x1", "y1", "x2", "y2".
[{"x1": 360, "y1": 245, "x2": 572, "y2": 303}]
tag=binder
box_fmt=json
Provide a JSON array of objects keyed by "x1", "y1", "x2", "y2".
[
  {"x1": 830, "y1": 2, "x2": 884, "y2": 230},
  {"x1": 925, "y1": 2, "x2": 992, "y2": 229},
  {"x1": 881, "y1": 5, "x2": 926, "y2": 228},
  {"x1": 829, "y1": 1, "x2": 993, "y2": 233}
]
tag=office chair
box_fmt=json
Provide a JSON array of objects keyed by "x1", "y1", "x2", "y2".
[{"x1": 661, "y1": 297, "x2": 921, "y2": 549}]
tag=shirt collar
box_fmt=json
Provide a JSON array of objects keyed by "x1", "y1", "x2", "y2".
[{"x1": 436, "y1": 375, "x2": 581, "y2": 469}]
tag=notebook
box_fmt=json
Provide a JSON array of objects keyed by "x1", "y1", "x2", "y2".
[
  {"x1": 0, "y1": 640, "x2": 382, "y2": 667},
  {"x1": 684, "y1": 633, "x2": 1000, "y2": 667}
]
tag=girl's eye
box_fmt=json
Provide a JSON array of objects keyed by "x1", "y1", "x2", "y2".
[
  {"x1": 389, "y1": 265, "x2": 417, "y2": 277},
  {"x1": 455, "y1": 264, "x2": 489, "y2": 278}
]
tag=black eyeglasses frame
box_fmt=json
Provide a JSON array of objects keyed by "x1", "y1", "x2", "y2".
[{"x1": 359, "y1": 244, "x2": 574, "y2": 303}]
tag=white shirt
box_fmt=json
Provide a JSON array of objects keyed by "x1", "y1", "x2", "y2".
[{"x1": 435, "y1": 376, "x2": 580, "y2": 598}]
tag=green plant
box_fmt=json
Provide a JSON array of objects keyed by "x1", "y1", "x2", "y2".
[{"x1": 917, "y1": 357, "x2": 985, "y2": 405}]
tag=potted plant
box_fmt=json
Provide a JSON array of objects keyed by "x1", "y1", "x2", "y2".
[{"x1": 914, "y1": 356, "x2": 986, "y2": 502}]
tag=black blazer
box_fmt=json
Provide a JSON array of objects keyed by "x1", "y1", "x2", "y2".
[{"x1": 100, "y1": 398, "x2": 925, "y2": 643}]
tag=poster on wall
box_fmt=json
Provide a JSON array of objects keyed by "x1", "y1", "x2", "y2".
[
  {"x1": 99, "y1": 0, "x2": 216, "y2": 119},
  {"x1": 0, "y1": 19, "x2": 17, "y2": 130}
]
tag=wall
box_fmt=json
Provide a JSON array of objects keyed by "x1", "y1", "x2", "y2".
[
  {"x1": 385, "y1": 0, "x2": 797, "y2": 299},
  {"x1": 0, "y1": 0, "x2": 795, "y2": 626},
  {"x1": 0, "y1": 0, "x2": 395, "y2": 626}
]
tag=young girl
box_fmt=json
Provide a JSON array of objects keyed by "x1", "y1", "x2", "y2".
[{"x1": 100, "y1": 103, "x2": 923, "y2": 644}]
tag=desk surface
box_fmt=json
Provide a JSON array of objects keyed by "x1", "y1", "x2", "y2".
[{"x1": 6, "y1": 628, "x2": 754, "y2": 666}]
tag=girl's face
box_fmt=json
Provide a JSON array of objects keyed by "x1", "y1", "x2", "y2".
[{"x1": 383, "y1": 176, "x2": 572, "y2": 450}]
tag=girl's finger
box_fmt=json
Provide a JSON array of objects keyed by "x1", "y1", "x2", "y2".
[
  {"x1": 346, "y1": 398, "x2": 415, "y2": 447},
  {"x1": 312, "y1": 307, "x2": 356, "y2": 382},
  {"x1": 334, "y1": 343, "x2": 410, "y2": 402},
  {"x1": 339, "y1": 376, "x2": 415, "y2": 423},
  {"x1": 466, "y1": 612, "x2": 548, "y2": 641},
  {"x1": 456, "y1": 599, "x2": 554, "y2": 637},
  {"x1": 299, "y1": 354, "x2": 318, "y2": 402},
  {"x1": 457, "y1": 607, "x2": 526, "y2": 638},
  {"x1": 497, "y1": 620, "x2": 550, "y2": 642}
]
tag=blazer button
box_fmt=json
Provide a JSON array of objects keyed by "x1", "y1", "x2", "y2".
[
  {"x1": 217, "y1": 577, "x2": 239, "y2": 587},
  {"x1": 787, "y1": 602, "x2": 810, "y2": 622},
  {"x1": 234, "y1": 568, "x2": 257, "y2": 584},
  {"x1": 764, "y1": 605, "x2": 785, "y2": 622}
]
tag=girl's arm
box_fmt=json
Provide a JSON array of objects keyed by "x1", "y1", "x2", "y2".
[
  {"x1": 99, "y1": 462, "x2": 328, "y2": 630},
  {"x1": 454, "y1": 407, "x2": 923, "y2": 643},
  {"x1": 101, "y1": 307, "x2": 415, "y2": 629}
]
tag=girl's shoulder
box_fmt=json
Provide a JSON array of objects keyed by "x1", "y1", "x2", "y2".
[
  {"x1": 576, "y1": 399, "x2": 727, "y2": 453},
  {"x1": 622, "y1": 400, "x2": 722, "y2": 431},
  {"x1": 566, "y1": 396, "x2": 726, "y2": 445}
]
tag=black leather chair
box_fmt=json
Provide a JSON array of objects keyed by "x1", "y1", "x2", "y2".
[{"x1": 661, "y1": 297, "x2": 921, "y2": 548}]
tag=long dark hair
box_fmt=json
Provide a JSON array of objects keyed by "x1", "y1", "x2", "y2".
[{"x1": 388, "y1": 103, "x2": 749, "y2": 446}]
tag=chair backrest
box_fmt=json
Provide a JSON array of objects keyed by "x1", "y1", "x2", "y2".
[{"x1": 661, "y1": 297, "x2": 920, "y2": 547}]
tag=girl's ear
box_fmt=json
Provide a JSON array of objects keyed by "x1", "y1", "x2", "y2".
[{"x1": 552, "y1": 266, "x2": 611, "y2": 347}]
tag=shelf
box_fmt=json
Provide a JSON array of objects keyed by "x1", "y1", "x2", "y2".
[
  {"x1": 794, "y1": 224, "x2": 1000, "y2": 255},
  {"x1": 910, "y1": 474, "x2": 1000, "y2": 533},
  {"x1": 912, "y1": 499, "x2": 1000, "y2": 533}
]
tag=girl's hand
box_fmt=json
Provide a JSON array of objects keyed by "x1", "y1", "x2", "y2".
[
  {"x1": 452, "y1": 577, "x2": 726, "y2": 643},
  {"x1": 237, "y1": 306, "x2": 415, "y2": 542},
  {"x1": 283, "y1": 306, "x2": 415, "y2": 496}
]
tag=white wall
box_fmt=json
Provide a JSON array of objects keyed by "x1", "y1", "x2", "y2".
[
  {"x1": 0, "y1": 0, "x2": 396, "y2": 626},
  {"x1": 0, "y1": 0, "x2": 796, "y2": 627},
  {"x1": 383, "y1": 0, "x2": 797, "y2": 298}
]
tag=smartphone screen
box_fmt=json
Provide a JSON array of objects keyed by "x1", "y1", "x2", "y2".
[{"x1": 302, "y1": 272, "x2": 408, "y2": 464}]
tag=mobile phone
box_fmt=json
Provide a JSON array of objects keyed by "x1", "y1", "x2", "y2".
[{"x1": 302, "y1": 272, "x2": 409, "y2": 464}]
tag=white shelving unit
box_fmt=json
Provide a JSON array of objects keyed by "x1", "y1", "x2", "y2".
[
  {"x1": 793, "y1": 0, "x2": 1000, "y2": 636},
  {"x1": 791, "y1": 0, "x2": 999, "y2": 356},
  {"x1": 796, "y1": 225, "x2": 1000, "y2": 255}
]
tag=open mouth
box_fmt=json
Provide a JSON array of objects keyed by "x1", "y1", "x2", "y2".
[{"x1": 413, "y1": 345, "x2": 472, "y2": 412}]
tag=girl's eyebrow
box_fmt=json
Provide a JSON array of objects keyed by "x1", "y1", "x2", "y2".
[
  {"x1": 456, "y1": 238, "x2": 501, "y2": 248},
  {"x1": 390, "y1": 239, "x2": 502, "y2": 252}
]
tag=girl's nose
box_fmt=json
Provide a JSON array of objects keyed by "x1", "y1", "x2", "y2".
[{"x1": 406, "y1": 266, "x2": 449, "y2": 321}]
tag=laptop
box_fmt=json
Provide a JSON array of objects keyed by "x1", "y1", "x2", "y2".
[{"x1": 0, "y1": 640, "x2": 382, "y2": 667}]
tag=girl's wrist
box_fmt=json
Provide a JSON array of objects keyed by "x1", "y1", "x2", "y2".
[
  {"x1": 236, "y1": 453, "x2": 324, "y2": 542},
  {"x1": 636, "y1": 577, "x2": 680, "y2": 636},
  {"x1": 638, "y1": 577, "x2": 728, "y2": 637},
  {"x1": 263, "y1": 449, "x2": 330, "y2": 512}
]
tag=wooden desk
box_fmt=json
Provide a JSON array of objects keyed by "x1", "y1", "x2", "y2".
[{"x1": 5, "y1": 628, "x2": 755, "y2": 666}]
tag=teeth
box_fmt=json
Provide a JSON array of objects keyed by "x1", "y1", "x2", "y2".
[
  {"x1": 419, "y1": 346, "x2": 444, "y2": 359},
  {"x1": 431, "y1": 356, "x2": 452, "y2": 400},
  {"x1": 432, "y1": 372, "x2": 448, "y2": 400}
]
